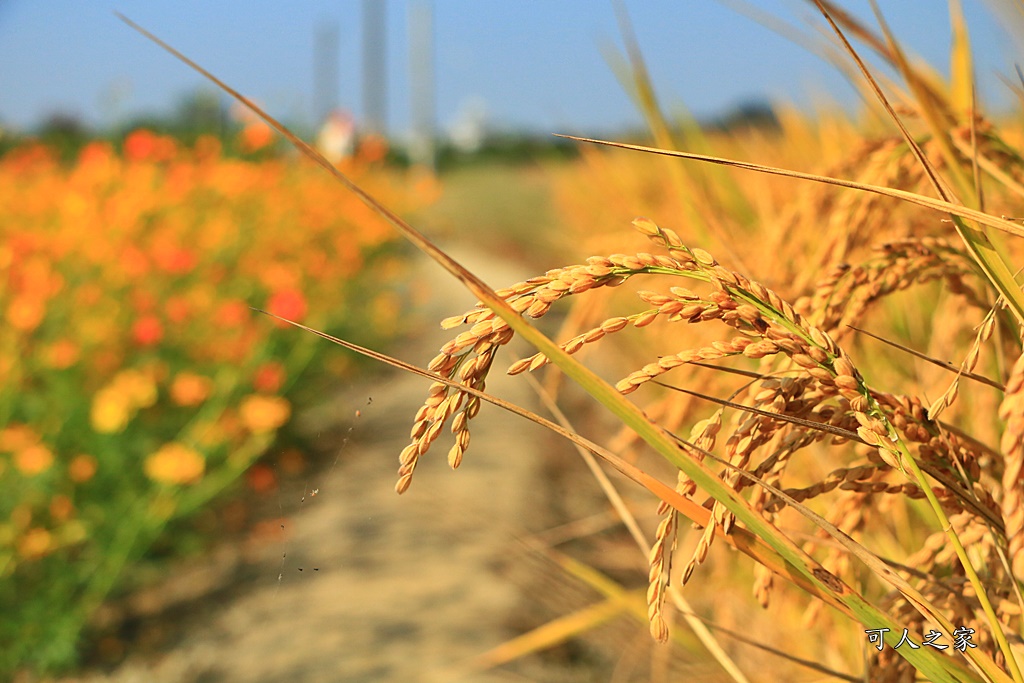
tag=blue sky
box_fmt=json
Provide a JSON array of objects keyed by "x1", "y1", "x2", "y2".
[{"x1": 0, "y1": 1, "x2": 1019, "y2": 137}]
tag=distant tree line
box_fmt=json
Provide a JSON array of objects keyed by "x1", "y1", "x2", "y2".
[{"x1": 0, "y1": 88, "x2": 780, "y2": 168}]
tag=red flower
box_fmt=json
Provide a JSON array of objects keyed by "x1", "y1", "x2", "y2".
[
  {"x1": 253, "y1": 361, "x2": 286, "y2": 393},
  {"x1": 153, "y1": 245, "x2": 197, "y2": 274},
  {"x1": 132, "y1": 315, "x2": 164, "y2": 346},
  {"x1": 266, "y1": 288, "x2": 307, "y2": 327},
  {"x1": 246, "y1": 463, "x2": 277, "y2": 494},
  {"x1": 124, "y1": 129, "x2": 157, "y2": 162},
  {"x1": 123, "y1": 129, "x2": 177, "y2": 162}
]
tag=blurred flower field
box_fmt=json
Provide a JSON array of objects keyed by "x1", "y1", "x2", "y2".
[{"x1": 0, "y1": 130, "x2": 437, "y2": 674}]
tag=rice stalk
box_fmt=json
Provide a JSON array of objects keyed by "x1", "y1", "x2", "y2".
[{"x1": 121, "y1": 7, "x2": 1024, "y2": 681}]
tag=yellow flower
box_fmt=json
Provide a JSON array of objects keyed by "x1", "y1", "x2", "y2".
[
  {"x1": 14, "y1": 443, "x2": 53, "y2": 476},
  {"x1": 144, "y1": 443, "x2": 205, "y2": 485},
  {"x1": 239, "y1": 395, "x2": 291, "y2": 434},
  {"x1": 112, "y1": 369, "x2": 158, "y2": 409},
  {"x1": 170, "y1": 371, "x2": 213, "y2": 406},
  {"x1": 91, "y1": 388, "x2": 131, "y2": 433}
]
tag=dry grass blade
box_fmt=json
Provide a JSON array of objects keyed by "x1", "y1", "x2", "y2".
[
  {"x1": 249, "y1": 309, "x2": 875, "y2": 627},
  {"x1": 554, "y1": 133, "x2": 1024, "y2": 241},
  {"x1": 457, "y1": 595, "x2": 628, "y2": 677},
  {"x1": 122, "y1": 13, "x2": 1012, "y2": 681},
  {"x1": 677, "y1": 436, "x2": 997, "y2": 683},
  {"x1": 523, "y1": 546, "x2": 859, "y2": 683},
  {"x1": 265, "y1": 307, "x2": 992, "y2": 678},
  {"x1": 812, "y1": 0, "x2": 1024, "y2": 338},
  {"x1": 604, "y1": 0, "x2": 751, "y2": 271},
  {"x1": 651, "y1": 616, "x2": 862, "y2": 683},
  {"x1": 848, "y1": 325, "x2": 1004, "y2": 390},
  {"x1": 809, "y1": 4, "x2": 1022, "y2": 675},
  {"x1": 812, "y1": 0, "x2": 903, "y2": 67},
  {"x1": 651, "y1": 380, "x2": 865, "y2": 442},
  {"x1": 526, "y1": 374, "x2": 751, "y2": 683}
]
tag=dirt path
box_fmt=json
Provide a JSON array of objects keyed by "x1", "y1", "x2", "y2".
[{"x1": 65, "y1": 246, "x2": 572, "y2": 683}]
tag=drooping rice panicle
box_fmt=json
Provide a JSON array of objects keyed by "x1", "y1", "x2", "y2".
[
  {"x1": 928, "y1": 308, "x2": 998, "y2": 420},
  {"x1": 1000, "y1": 351, "x2": 1024, "y2": 580}
]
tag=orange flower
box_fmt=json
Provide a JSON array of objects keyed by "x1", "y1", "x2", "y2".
[
  {"x1": 14, "y1": 443, "x2": 53, "y2": 476},
  {"x1": 239, "y1": 121, "x2": 274, "y2": 152},
  {"x1": 45, "y1": 339, "x2": 80, "y2": 369},
  {"x1": 153, "y1": 135, "x2": 178, "y2": 162},
  {"x1": 7, "y1": 294, "x2": 45, "y2": 331},
  {"x1": 78, "y1": 140, "x2": 113, "y2": 167},
  {"x1": 17, "y1": 527, "x2": 52, "y2": 559},
  {"x1": 68, "y1": 454, "x2": 98, "y2": 483},
  {"x1": 216, "y1": 410, "x2": 244, "y2": 442},
  {"x1": 266, "y1": 288, "x2": 307, "y2": 327},
  {"x1": 170, "y1": 371, "x2": 213, "y2": 406},
  {"x1": 165, "y1": 295, "x2": 191, "y2": 324},
  {"x1": 132, "y1": 289, "x2": 157, "y2": 313},
  {"x1": 152, "y1": 245, "x2": 196, "y2": 274},
  {"x1": 132, "y1": 315, "x2": 164, "y2": 346},
  {"x1": 0, "y1": 424, "x2": 39, "y2": 452},
  {"x1": 49, "y1": 494, "x2": 74, "y2": 522},
  {"x1": 253, "y1": 362, "x2": 286, "y2": 393},
  {"x1": 258, "y1": 263, "x2": 299, "y2": 292},
  {"x1": 215, "y1": 300, "x2": 250, "y2": 328},
  {"x1": 75, "y1": 282, "x2": 103, "y2": 307},
  {"x1": 358, "y1": 133, "x2": 389, "y2": 163},
  {"x1": 239, "y1": 394, "x2": 291, "y2": 434},
  {"x1": 120, "y1": 245, "x2": 150, "y2": 278},
  {"x1": 193, "y1": 134, "x2": 222, "y2": 161},
  {"x1": 144, "y1": 442, "x2": 205, "y2": 485}
]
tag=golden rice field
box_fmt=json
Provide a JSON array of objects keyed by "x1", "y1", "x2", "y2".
[
  {"x1": 510, "y1": 111, "x2": 1024, "y2": 681},
  {"x1": 10, "y1": 5, "x2": 1024, "y2": 681},
  {"x1": 388, "y1": 21, "x2": 1024, "y2": 682}
]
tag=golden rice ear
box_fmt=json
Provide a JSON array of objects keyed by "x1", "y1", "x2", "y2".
[
  {"x1": 120, "y1": 7, "x2": 1024, "y2": 679},
  {"x1": 1001, "y1": 352, "x2": 1024, "y2": 582},
  {"x1": 646, "y1": 512, "x2": 677, "y2": 643},
  {"x1": 927, "y1": 309, "x2": 996, "y2": 420}
]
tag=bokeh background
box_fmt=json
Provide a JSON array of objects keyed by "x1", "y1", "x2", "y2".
[{"x1": 3, "y1": 2, "x2": 1024, "y2": 682}]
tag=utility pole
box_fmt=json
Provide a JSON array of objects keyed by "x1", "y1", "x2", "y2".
[
  {"x1": 408, "y1": 1, "x2": 436, "y2": 170},
  {"x1": 362, "y1": 0, "x2": 387, "y2": 135},
  {"x1": 313, "y1": 20, "x2": 340, "y2": 128}
]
